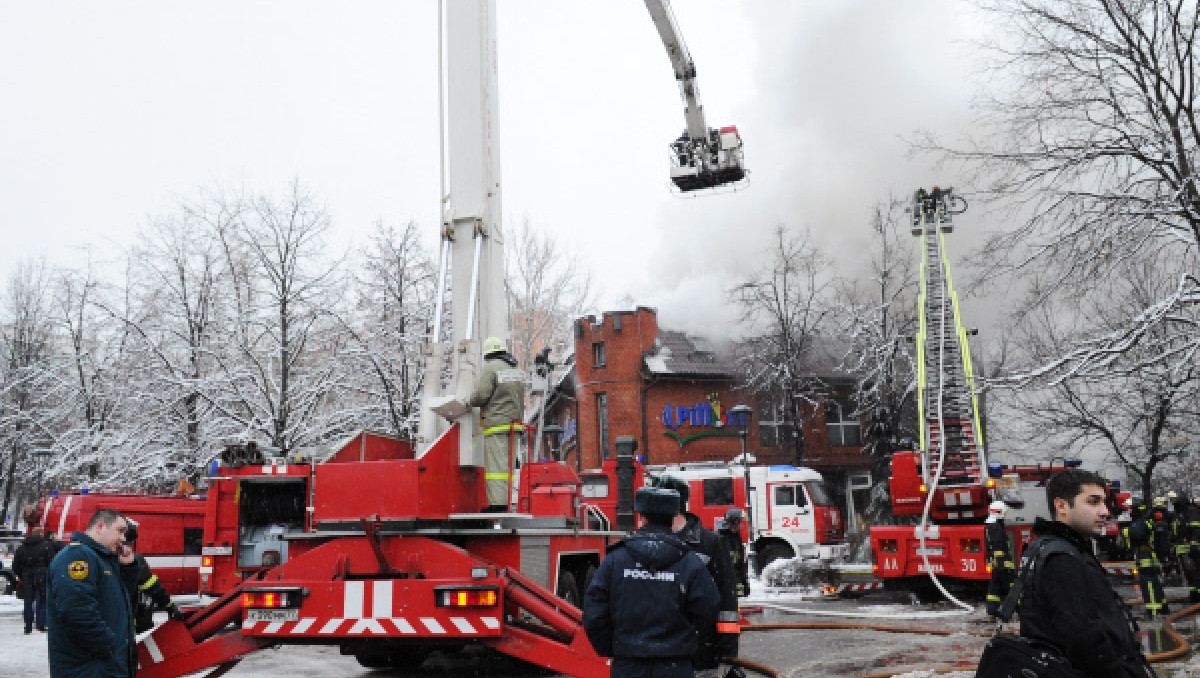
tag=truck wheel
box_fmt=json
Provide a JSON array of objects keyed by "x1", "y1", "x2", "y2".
[
  {"x1": 556, "y1": 571, "x2": 580, "y2": 607},
  {"x1": 354, "y1": 652, "x2": 391, "y2": 669},
  {"x1": 756, "y1": 543, "x2": 794, "y2": 574}
]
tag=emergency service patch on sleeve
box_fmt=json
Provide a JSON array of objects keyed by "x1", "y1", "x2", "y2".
[{"x1": 68, "y1": 560, "x2": 89, "y2": 581}]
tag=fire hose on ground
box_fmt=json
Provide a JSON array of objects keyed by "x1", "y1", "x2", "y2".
[{"x1": 732, "y1": 601, "x2": 1200, "y2": 678}]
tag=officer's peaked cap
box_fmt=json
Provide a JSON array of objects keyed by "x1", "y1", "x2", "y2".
[{"x1": 635, "y1": 487, "x2": 680, "y2": 517}]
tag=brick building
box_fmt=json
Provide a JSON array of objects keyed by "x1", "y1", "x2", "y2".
[{"x1": 534, "y1": 307, "x2": 872, "y2": 497}]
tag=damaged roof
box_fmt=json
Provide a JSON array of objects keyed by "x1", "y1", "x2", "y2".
[{"x1": 643, "y1": 330, "x2": 737, "y2": 379}]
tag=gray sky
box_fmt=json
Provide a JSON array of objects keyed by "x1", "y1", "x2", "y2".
[{"x1": 0, "y1": 1, "x2": 990, "y2": 336}]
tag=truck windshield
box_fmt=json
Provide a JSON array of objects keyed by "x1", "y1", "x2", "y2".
[{"x1": 805, "y1": 481, "x2": 835, "y2": 506}]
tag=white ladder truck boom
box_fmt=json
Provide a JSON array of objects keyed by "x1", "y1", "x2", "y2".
[
  {"x1": 418, "y1": 0, "x2": 509, "y2": 466},
  {"x1": 912, "y1": 187, "x2": 982, "y2": 494},
  {"x1": 644, "y1": 0, "x2": 746, "y2": 192}
]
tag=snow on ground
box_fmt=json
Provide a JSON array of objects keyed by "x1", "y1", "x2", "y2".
[{"x1": 0, "y1": 593, "x2": 50, "y2": 677}]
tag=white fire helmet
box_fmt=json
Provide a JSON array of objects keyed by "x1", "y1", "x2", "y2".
[{"x1": 988, "y1": 501, "x2": 1008, "y2": 518}]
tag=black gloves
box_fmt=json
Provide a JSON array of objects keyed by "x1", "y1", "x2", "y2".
[{"x1": 166, "y1": 602, "x2": 187, "y2": 622}]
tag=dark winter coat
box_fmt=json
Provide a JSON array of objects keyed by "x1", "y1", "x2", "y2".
[
  {"x1": 1019, "y1": 518, "x2": 1153, "y2": 678},
  {"x1": 675, "y1": 512, "x2": 741, "y2": 666},
  {"x1": 13, "y1": 533, "x2": 56, "y2": 590},
  {"x1": 47, "y1": 531, "x2": 137, "y2": 678},
  {"x1": 128, "y1": 552, "x2": 175, "y2": 633},
  {"x1": 718, "y1": 526, "x2": 749, "y2": 596},
  {"x1": 582, "y1": 524, "x2": 720, "y2": 661}
]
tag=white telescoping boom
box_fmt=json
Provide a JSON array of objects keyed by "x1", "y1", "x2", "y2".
[{"x1": 644, "y1": 0, "x2": 746, "y2": 192}]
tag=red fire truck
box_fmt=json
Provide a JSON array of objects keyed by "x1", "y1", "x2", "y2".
[
  {"x1": 645, "y1": 462, "x2": 847, "y2": 570},
  {"x1": 132, "y1": 2, "x2": 740, "y2": 675},
  {"x1": 26, "y1": 489, "x2": 206, "y2": 595},
  {"x1": 868, "y1": 189, "x2": 1133, "y2": 597}
]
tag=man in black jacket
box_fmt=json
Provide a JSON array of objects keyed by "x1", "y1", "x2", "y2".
[
  {"x1": 654, "y1": 475, "x2": 741, "y2": 677},
  {"x1": 13, "y1": 526, "x2": 55, "y2": 634},
  {"x1": 583, "y1": 488, "x2": 720, "y2": 678},
  {"x1": 124, "y1": 519, "x2": 186, "y2": 632},
  {"x1": 1019, "y1": 469, "x2": 1154, "y2": 678}
]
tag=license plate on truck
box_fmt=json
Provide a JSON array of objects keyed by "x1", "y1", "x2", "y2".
[{"x1": 246, "y1": 609, "x2": 299, "y2": 623}]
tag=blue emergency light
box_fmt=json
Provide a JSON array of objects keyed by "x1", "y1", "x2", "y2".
[{"x1": 987, "y1": 463, "x2": 1005, "y2": 478}]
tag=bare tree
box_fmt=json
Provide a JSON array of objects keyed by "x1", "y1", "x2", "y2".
[
  {"x1": 209, "y1": 181, "x2": 348, "y2": 452},
  {"x1": 936, "y1": 0, "x2": 1200, "y2": 382},
  {"x1": 731, "y1": 225, "x2": 837, "y2": 464},
  {"x1": 0, "y1": 260, "x2": 54, "y2": 524},
  {"x1": 992, "y1": 250, "x2": 1200, "y2": 499},
  {"x1": 505, "y1": 219, "x2": 596, "y2": 370},
  {"x1": 839, "y1": 200, "x2": 921, "y2": 475},
  {"x1": 335, "y1": 220, "x2": 436, "y2": 437}
]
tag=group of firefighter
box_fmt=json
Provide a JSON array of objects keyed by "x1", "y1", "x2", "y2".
[{"x1": 985, "y1": 491, "x2": 1200, "y2": 619}]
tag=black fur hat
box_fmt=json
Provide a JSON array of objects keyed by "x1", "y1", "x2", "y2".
[
  {"x1": 635, "y1": 487, "x2": 680, "y2": 517},
  {"x1": 653, "y1": 475, "x2": 690, "y2": 508}
]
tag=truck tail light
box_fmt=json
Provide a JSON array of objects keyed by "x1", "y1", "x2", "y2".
[
  {"x1": 435, "y1": 586, "x2": 499, "y2": 608},
  {"x1": 242, "y1": 587, "x2": 305, "y2": 609},
  {"x1": 202, "y1": 556, "x2": 214, "y2": 568}
]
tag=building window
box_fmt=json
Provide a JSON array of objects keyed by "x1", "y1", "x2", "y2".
[
  {"x1": 758, "y1": 399, "x2": 795, "y2": 448},
  {"x1": 593, "y1": 342, "x2": 606, "y2": 367},
  {"x1": 826, "y1": 401, "x2": 862, "y2": 447},
  {"x1": 596, "y1": 393, "x2": 610, "y2": 460}
]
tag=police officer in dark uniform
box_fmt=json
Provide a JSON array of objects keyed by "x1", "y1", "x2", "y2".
[
  {"x1": 654, "y1": 475, "x2": 741, "y2": 677},
  {"x1": 124, "y1": 519, "x2": 186, "y2": 632},
  {"x1": 719, "y1": 508, "x2": 750, "y2": 598},
  {"x1": 983, "y1": 501, "x2": 1015, "y2": 619},
  {"x1": 583, "y1": 488, "x2": 720, "y2": 678}
]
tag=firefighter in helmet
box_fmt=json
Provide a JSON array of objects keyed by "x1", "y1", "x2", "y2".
[
  {"x1": 1152, "y1": 496, "x2": 1175, "y2": 574},
  {"x1": 983, "y1": 501, "x2": 1015, "y2": 618},
  {"x1": 1129, "y1": 501, "x2": 1169, "y2": 617},
  {"x1": 1180, "y1": 493, "x2": 1200, "y2": 603},
  {"x1": 718, "y1": 508, "x2": 750, "y2": 598},
  {"x1": 124, "y1": 519, "x2": 186, "y2": 632},
  {"x1": 468, "y1": 336, "x2": 526, "y2": 512}
]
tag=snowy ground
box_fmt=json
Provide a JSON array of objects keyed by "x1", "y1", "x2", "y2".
[{"x1": 3, "y1": 579, "x2": 1200, "y2": 678}]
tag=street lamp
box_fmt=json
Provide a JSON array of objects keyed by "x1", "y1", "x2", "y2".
[
  {"x1": 31, "y1": 449, "x2": 52, "y2": 498},
  {"x1": 728, "y1": 404, "x2": 756, "y2": 575}
]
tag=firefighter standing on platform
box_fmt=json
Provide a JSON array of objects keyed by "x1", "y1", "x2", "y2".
[
  {"x1": 1129, "y1": 501, "x2": 1169, "y2": 617},
  {"x1": 469, "y1": 336, "x2": 526, "y2": 512},
  {"x1": 983, "y1": 501, "x2": 1015, "y2": 618}
]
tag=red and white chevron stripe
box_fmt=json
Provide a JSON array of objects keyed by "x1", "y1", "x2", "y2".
[{"x1": 240, "y1": 580, "x2": 502, "y2": 637}]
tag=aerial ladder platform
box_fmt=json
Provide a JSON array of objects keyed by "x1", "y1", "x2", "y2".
[{"x1": 912, "y1": 187, "x2": 985, "y2": 493}]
